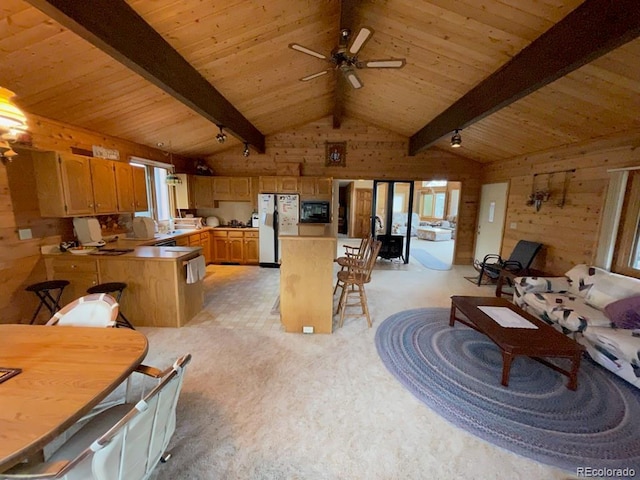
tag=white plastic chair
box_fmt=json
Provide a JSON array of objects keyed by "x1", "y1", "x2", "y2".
[
  {"x1": 1, "y1": 354, "x2": 192, "y2": 480},
  {"x1": 46, "y1": 293, "x2": 119, "y2": 328}
]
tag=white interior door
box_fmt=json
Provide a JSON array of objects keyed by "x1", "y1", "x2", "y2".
[{"x1": 474, "y1": 182, "x2": 509, "y2": 262}]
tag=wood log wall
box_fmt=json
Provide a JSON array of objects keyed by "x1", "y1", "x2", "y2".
[
  {"x1": 482, "y1": 129, "x2": 640, "y2": 275},
  {"x1": 205, "y1": 117, "x2": 482, "y2": 267},
  {"x1": 0, "y1": 114, "x2": 195, "y2": 325}
]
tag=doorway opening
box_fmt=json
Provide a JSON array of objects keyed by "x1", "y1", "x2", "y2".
[{"x1": 337, "y1": 179, "x2": 461, "y2": 268}]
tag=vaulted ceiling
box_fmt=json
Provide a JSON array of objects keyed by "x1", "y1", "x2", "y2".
[{"x1": 2, "y1": 0, "x2": 639, "y2": 163}]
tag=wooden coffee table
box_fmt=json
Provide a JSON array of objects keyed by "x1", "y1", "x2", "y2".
[{"x1": 449, "y1": 296, "x2": 583, "y2": 390}]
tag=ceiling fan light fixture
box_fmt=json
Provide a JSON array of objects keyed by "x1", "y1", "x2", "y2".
[
  {"x1": 343, "y1": 68, "x2": 363, "y2": 89},
  {"x1": 450, "y1": 129, "x2": 462, "y2": 148},
  {"x1": 289, "y1": 43, "x2": 326, "y2": 60}
]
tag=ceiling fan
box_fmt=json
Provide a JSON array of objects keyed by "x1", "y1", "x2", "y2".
[{"x1": 289, "y1": 27, "x2": 406, "y2": 89}]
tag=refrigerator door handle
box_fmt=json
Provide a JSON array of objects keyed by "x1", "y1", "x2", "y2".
[{"x1": 273, "y1": 209, "x2": 279, "y2": 262}]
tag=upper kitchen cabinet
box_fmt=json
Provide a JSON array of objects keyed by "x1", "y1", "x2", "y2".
[
  {"x1": 258, "y1": 176, "x2": 298, "y2": 193},
  {"x1": 212, "y1": 177, "x2": 251, "y2": 201},
  {"x1": 33, "y1": 151, "x2": 116, "y2": 217},
  {"x1": 113, "y1": 161, "x2": 135, "y2": 212},
  {"x1": 90, "y1": 158, "x2": 118, "y2": 214},
  {"x1": 299, "y1": 177, "x2": 333, "y2": 198},
  {"x1": 174, "y1": 174, "x2": 194, "y2": 209},
  {"x1": 114, "y1": 162, "x2": 149, "y2": 213},
  {"x1": 132, "y1": 166, "x2": 149, "y2": 211},
  {"x1": 192, "y1": 175, "x2": 214, "y2": 208}
]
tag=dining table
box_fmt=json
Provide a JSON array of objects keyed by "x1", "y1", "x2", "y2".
[{"x1": 0, "y1": 324, "x2": 148, "y2": 473}]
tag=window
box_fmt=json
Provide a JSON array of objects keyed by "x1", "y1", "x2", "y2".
[
  {"x1": 613, "y1": 169, "x2": 640, "y2": 278},
  {"x1": 130, "y1": 158, "x2": 173, "y2": 222},
  {"x1": 419, "y1": 191, "x2": 446, "y2": 219}
]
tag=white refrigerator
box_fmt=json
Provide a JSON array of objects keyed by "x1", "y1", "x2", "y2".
[{"x1": 258, "y1": 193, "x2": 299, "y2": 266}]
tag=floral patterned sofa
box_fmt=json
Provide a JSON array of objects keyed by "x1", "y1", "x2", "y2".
[{"x1": 513, "y1": 264, "x2": 640, "y2": 389}]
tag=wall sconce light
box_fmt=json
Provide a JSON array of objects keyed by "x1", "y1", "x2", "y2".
[
  {"x1": 450, "y1": 129, "x2": 462, "y2": 148},
  {"x1": 243, "y1": 143, "x2": 250, "y2": 157},
  {"x1": 0, "y1": 87, "x2": 28, "y2": 163},
  {"x1": 216, "y1": 125, "x2": 227, "y2": 144}
]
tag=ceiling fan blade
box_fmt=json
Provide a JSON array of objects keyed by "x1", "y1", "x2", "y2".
[
  {"x1": 300, "y1": 70, "x2": 330, "y2": 82},
  {"x1": 356, "y1": 59, "x2": 406, "y2": 68},
  {"x1": 341, "y1": 67, "x2": 363, "y2": 89},
  {"x1": 348, "y1": 27, "x2": 373, "y2": 55},
  {"x1": 289, "y1": 43, "x2": 326, "y2": 60}
]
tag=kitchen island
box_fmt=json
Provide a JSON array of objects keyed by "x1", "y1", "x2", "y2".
[
  {"x1": 279, "y1": 236, "x2": 337, "y2": 334},
  {"x1": 44, "y1": 246, "x2": 204, "y2": 328}
]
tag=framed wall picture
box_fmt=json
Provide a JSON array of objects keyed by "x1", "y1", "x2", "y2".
[{"x1": 326, "y1": 142, "x2": 347, "y2": 167}]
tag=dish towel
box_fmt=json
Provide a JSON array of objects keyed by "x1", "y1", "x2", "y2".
[{"x1": 186, "y1": 255, "x2": 207, "y2": 284}]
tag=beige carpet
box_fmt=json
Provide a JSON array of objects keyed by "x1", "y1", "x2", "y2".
[{"x1": 138, "y1": 256, "x2": 574, "y2": 480}]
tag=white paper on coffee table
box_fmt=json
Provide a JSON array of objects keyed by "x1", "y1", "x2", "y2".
[{"x1": 478, "y1": 306, "x2": 538, "y2": 329}]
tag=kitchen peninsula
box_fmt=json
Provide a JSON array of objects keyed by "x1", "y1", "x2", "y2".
[
  {"x1": 279, "y1": 236, "x2": 337, "y2": 334},
  {"x1": 44, "y1": 245, "x2": 203, "y2": 328}
]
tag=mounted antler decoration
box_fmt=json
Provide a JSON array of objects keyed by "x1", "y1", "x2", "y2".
[{"x1": 526, "y1": 169, "x2": 575, "y2": 211}]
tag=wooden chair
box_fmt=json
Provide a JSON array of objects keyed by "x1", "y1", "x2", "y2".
[
  {"x1": 1, "y1": 354, "x2": 192, "y2": 480},
  {"x1": 333, "y1": 234, "x2": 373, "y2": 294},
  {"x1": 46, "y1": 293, "x2": 119, "y2": 328},
  {"x1": 335, "y1": 240, "x2": 382, "y2": 328}
]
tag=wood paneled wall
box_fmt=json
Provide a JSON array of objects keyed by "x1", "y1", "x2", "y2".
[
  {"x1": 482, "y1": 129, "x2": 640, "y2": 275},
  {"x1": 0, "y1": 114, "x2": 197, "y2": 325},
  {"x1": 205, "y1": 117, "x2": 482, "y2": 266}
]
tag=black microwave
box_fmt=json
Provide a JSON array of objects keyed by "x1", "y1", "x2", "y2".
[{"x1": 300, "y1": 201, "x2": 331, "y2": 224}]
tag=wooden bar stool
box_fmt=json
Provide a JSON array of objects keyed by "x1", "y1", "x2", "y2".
[
  {"x1": 25, "y1": 280, "x2": 70, "y2": 324},
  {"x1": 86, "y1": 282, "x2": 135, "y2": 329}
]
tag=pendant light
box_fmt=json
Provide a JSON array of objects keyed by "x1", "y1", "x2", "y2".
[
  {"x1": 158, "y1": 142, "x2": 182, "y2": 186},
  {"x1": 450, "y1": 129, "x2": 462, "y2": 148},
  {"x1": 0, "y1": 87, "x2": 27, "y2": 132}
]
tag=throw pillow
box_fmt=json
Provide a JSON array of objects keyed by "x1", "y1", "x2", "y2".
[{"x1": 604, "y1": 296, "x2": 640, "y2": 330}]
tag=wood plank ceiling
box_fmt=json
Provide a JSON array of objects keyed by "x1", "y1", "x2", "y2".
[{"x1": 1, "y1": 0, "x2": 639, "y2": 163}]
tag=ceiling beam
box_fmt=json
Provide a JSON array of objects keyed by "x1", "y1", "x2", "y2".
[
  {"x1": 409, "y1": 0, "x2": 640, "y2": 156},
  {"x1": 26, "y1": 0, "x2": 265, "y2": 153}
]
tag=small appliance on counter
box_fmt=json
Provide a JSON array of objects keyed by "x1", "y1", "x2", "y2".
[
  {"x1": 251, "y1": 212, "x2": 259, "y2": 228},
  {"x1": 206, "y1": 216, "x2": 220, "y2": 227},
  {"x1": 132, "y1": 217, "x2": 156, "y2": 239},
  {"x1": 73, "y1": 217, "x2": 106, "y2": 247}
]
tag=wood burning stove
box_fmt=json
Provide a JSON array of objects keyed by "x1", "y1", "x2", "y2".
[{"x1": 376, "y1": 234, "x2": 405, "y2": 262}]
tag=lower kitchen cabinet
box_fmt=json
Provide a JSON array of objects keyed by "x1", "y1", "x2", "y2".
[
  {"x1": 244, "y1": 231, "x2": 259, "y2": 264},
  {"x1": 45, "y1": 256, "x2": 99, "y2": 307},
  {"x1": 211, "y1": 229, "x2": 258, "y2": 264}
]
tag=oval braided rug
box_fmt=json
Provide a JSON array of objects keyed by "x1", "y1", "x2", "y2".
[{"x1": 375, "y1": 308, "x2": 640, "y2": 473}]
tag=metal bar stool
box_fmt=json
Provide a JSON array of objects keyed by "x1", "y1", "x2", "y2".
[
  {"x1": 86, "y1": 282, "x2": 135, "y2": 329},
  {"x1": 25, "y1": 280, "x2": 70, "y2": 324}
]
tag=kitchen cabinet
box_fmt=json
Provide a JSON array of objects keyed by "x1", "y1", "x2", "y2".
[
  {"x1": 32, "y1": 156, "x2": 145, "y2": 216},
  {"x1": 114, "y1": 162, "x2": 149, "y2": 213},
  {"x1": 299, "y1": 177, "x2": 332, "y2": 197},
  {"x1": 132, "y1": 166, "x2": 149, "y2": 211},
  {"x1": 33, "y1": 151, "x2": 92, "y2": 217},
  {"x1": 258, "y1": 176, "x2": 298, "y2": 193},
  {"x1": 259, "y1": 176, "x2": 332, "y2": 197},
  {"x1": 46, "y1": 256, "x2": 99, "y2": 306},
  {"x1": 113, "y1": 161, "x2": 135, "y2": 212},
  {"x1": 192, "y1": 176, "x2": 214, "y2": 208},
  {"x1": 210, "y1": 176, "x2": 252, "y2": 201},
  {"x1": 174, "y1": 174, "x2": 194, "y2": 209},
  {"x1": 243, "y1": 231, "x2": 259, "y2": 264},
  {"x1": 89, "y1": 158, "x2": 118, "y2": 213},
  {"x1": 211, "y1": 229, "x2": 258, "y2": 264},
  {"x1": 188, "y1": 231, "x2": 211, "y2": 264}
]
